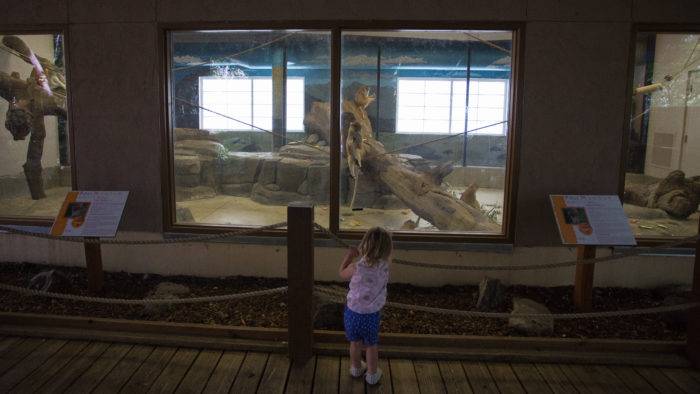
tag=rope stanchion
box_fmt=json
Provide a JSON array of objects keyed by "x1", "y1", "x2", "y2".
[
  {"x1": 314, "y1": 223, "x2": 697, "y2": 271},
  {"x1": 314, "y1": 286, "x2": 700, "y2": 320},
  {"x1": 0, "y1": 282, "x2": 287, "y2": 305},
  {"x1": 0, "y1": 222, "x2": 287, "y2": 245}
]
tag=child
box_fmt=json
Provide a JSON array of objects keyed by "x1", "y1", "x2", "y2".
[{"x1": 339, "y1": 226, "x2": 392, "y2": 385}]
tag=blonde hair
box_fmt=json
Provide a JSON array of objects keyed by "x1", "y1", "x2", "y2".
[{"x1": 358, "y1": 227, "x2": 393, "y2": 266}]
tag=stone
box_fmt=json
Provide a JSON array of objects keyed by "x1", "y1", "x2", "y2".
[
  {"x1": 176, "y1": 206, "x2": 195, "y2": 222},
  {"x1": 623, "y1": 204, "x2": 670, "y2": 220},
  {"x1": 508, "y1": 298, "x2": 553, "y2": 336},
  {"x1": 174, "y1": 140, "x2": 228, "y2": 159},
  {"x1": 143, "y1": 282, "x2": 191, "y2": 316},
  {"x1": 313, "y1": 301, "x2": 345, "y2": 330},
  {"x1": 306, "y1": 133, "x2": 319, "y2": 144},
  {"x1": 266, "y1": 183, "x2": 281, "y2": 191},
  {"x1": 318, "y1": 140, "x2": 327, "y2": 146},
  {"x1": 307, "y1": 165, "x2": 330, "y2": 202},
  {"x1": 175, "y1": 174, "x2": 200, "y2": 187},
  {"x1": 298, "y1": 180, "x2": 309, "y2": 195},
  {"x1": 175, "y1": 186, "x2": 216, "y2": 201},
  {"x1": 251, "y1": 183, "x2": 309, "y2": 205},
  {"x1": 220, "y1": 153, "x2": 266, "y2": 184},
  {"x1": 476, "y1": 277, "x2": 506, "y2": 311},
  {"x1": 279, "y1": 143, "x2": 330, "y2": 161},
  {"x1": 221, "y1": 183, "x2": 254, "y2": 196},
  {"x1": 276, "y1": 158, "x2": 309, "y2": 192},
  {"x1": 29, "y1": 270, "x2": 72, "y2": 293},
  {"x1": 258, "y1": 158, "x2": 279, "y2": 185},
  {"x1": 174, "y1": 154, "x2": 201, "y2": 175}
]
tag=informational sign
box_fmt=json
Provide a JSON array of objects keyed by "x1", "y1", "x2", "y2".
[
  {"x1": 51, "y1": 191, "x2": 128, "y2": 237},
  {"x1": 550, "y1": 195, "x2": 636, "y2": 246}
]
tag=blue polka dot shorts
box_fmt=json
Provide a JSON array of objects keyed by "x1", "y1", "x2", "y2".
[{"x1": 344, "y1": 306, "x2": 381, "y2": 346}]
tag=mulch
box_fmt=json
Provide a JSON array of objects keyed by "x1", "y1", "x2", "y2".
[{"x1": 0, "y1": 262, "x2": 689, "y2": 341}]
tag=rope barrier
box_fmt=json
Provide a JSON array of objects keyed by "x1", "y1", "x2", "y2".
[
  {"x1": 314, "y1": 286, "x2": 700, "y2": 320},
  {"x1": 314, "y1": 223, "x2": 698, "y2": 271},
  {"x1": 0, "y1": 282, "x2": 287, "y2": 305},
  {"x1": 0, "y1": 222, "x2": 287, "y2": 245}
]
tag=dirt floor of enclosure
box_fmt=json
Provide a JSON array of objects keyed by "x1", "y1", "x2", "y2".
[
  {"x1": 0, "y1": 262, "x2": 689, "y2": 341},
  {"x1": 0, "y1": 187, "x2": 70, "y2": 218}
]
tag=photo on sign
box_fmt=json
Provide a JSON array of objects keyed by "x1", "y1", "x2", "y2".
[
  {"x1": 562, "y1": 207, "x2": 589, "y2": 225},
  {"x1": 64, "y1": 202, "x2": 90, "y2": 227}
]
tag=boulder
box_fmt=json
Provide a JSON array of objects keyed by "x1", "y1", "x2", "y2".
[
  {"x1": 143, "y1": 282, "x2": 191, "y2": 316},
  {"x1": 175, "y1": 174, "x2": 201, "y2": 188},
  {"x1": 220, "y1": 153, "x2": 266, "y2": 184},
  {"x1": 276, "y1": 158, "x2": 309, "y2": 192},
  {"x1": 250, "y1": 183, "x2": 309, "y2": 205},
  {"x1": 279, "y1": 143, "x2": 330, "y2": 162},
  {"x1": 258, "y1": 158, "x2": 279, "y2": 185},
  {"x1": 508, "y1": 298, "x2": 553, "y2": 336},
  {"x1": 176, "y1": 186, "x2": 216, "y2": 201},
  {"x1": 174, "y1": 155, "x2": 201, "y2": 175},
  {"x1": 476, "y1": 277, "x2": 506, "y2": 311},
  {"x1": 306, "y1": 133, "x2": 320, "y2": 144},
  {"x1": 176, "y1": 206, "x2": 195, "y2": 223},
  {"x1": 307, "y1": 165, "x2": 330, "y2": 202},
  {"x1": 174, "y1": 140, "x2": 227, "y2": 159},
  {"x1": 221, "y1": 183, "x2": 254, "y2": 196}
]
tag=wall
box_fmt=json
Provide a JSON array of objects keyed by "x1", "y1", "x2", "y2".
[
  {"x1": 0, "y1": 34, "x2": 60, "y2": 177},
  {"x1": 1, "y1": 0, "x2": 700, "y2": 287}
]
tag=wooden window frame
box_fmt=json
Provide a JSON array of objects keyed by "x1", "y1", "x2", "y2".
[
  {"x1": 0, "y1": 25, "x2": 77, "y2": 227},
  {"x1": 160, "y1": 21, "x2": 524, "y2": 244},
  {"x1": 619, "y1": 23, "x2": 700, "y2": 245}
]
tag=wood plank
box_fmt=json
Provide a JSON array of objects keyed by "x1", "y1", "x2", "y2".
[
  {"x1": 438, "y1": 360, "x2": 472, "y2": 394},
  {"x1": 39, "y1": 341, "x2": 111, "y2": 394},
  {"x1": 287, "y1": 203, "x2": 315, "y2": 364},
  {"x1": 92, "y1": 345, "x2": 155, "y2": 393},
  {"x1": 313, "y1": 355, "x2": 340, "y2": 394},
  {"x1": 367, "y1": 358, "x2": 392, "y2": 394},
  {"x1": 0, "y1": 338, "x2": 45, "y2": 375},
  {"x1": 12, "y1": 340, "x2": 90, "y2": 394},
  {"x1": 229, "y1": 352, "x2": 268, "y2": 394},
  {"x1": 147, "y1": 347, "x2": 199, "y2": 393},
  {"x1": 634, "y1": 367, "x2": 685, "y2": 394},
  {"x1": 257, "y1": 353, "x2": 290, "y2": 394},
  {"x1": 486, "y1": 363, "x2": 525, "y2": 394},
  {"x1": 175, "y1": 349, "x2": 222, "y2": 394},
  {"x1": 0, "y1": 337, "x2": 22, "y2": 356},
  {"x1": 574, "y1": 245, "x2": 596, "y2": 311},
  {"x1": 286, "y1": 356, "x2": 316, "y2": 394},
  {"x1": 339, "y1": 357, "x2": 365, "y2": 394},
  {"x1": 534, "y1": 364, "x2": 578, "y2": 394},
  {"x1": 121, "y1": 346, "x2": 178, "y2": 393},
  {"x1": 660, "y1": 368, "x2": 700, "y2": 393},
  {"x1": 390, "y1": 359, "x2": 419, "y2": 394},
  {"x1": 560, "y1": 364, "x2": 630, "y2": 394},
  {"x1": 0, "y1": 339, "x2": 66, "y2": 392},
  {"x1": 414, "y1": 360, "x2": 446, "y2": 394},
  {"x1": 558, "y1": 364, "x2": 600, "y2": 394},
  {"x1": 510, "y1": 363, "x2": 553, "y2": 394},
  {"x1": 462, "y1": 362, "x2": 498, "y2": 394},
  {"x1": 607, "y1": 366, "x2": 657, "y2": 394},
  {"x1": 202, "y1": 351, "x2": 245, "y2": 393},
  {"x1": 67, "y1": 343, "x2": 133, "y2": 392},
  {"x1": 589, "y1": 366, "x2": 632, "y2": 393}
]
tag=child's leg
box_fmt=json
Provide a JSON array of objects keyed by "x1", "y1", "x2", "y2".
[
  {"x1": 365, "y1": 345, "x2": 378, "y2": 374},
  {"x1": 349, "y1": 341, "x2": 363, "y2": 369}
]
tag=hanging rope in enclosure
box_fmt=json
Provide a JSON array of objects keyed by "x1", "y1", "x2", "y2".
[
  {"x1": 315, "y1": 285, "x2": 700, "y2": 320},
  {"x1": 314, "y1": 223, "x2": 698, "y2": 271},
  {"x1": 0, "y1": 222, "x2": 287, "y2": 245},
  {"x1": 0, "y1": 282, "x2": 287, "y2": 305}
]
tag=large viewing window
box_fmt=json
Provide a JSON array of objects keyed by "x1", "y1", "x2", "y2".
[
  {"x1": 624, "y1": 30, "x2": 700, "y2": 239},
  {"x1": 167, "y1": 28, "x2": 515, "y2": 238},
  {"x1": 0, "y1": 33, "x2": 71, "y2": 221}
]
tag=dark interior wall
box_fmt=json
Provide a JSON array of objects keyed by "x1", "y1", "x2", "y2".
[{"x1": 2, "y1": 0, "x2": 699, "y2": 242}]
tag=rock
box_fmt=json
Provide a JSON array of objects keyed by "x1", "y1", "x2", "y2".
[
  {"x1": 266, "y1": 183, "x2": 281, "y2": 191},
  {"x1": 318, "y1": 140, "x2": 327, "y2": 146},
  {"x1": 175, "y1": 186, "x2": 216, "y2": 201},
  {"x1": 220, "y1": 153, "x2": 266, "y2": 184},
  {"x1": 623, "y1": 204, "x2": 670, "y2": 220},
  {"x1": 251, "y1": 183, "x2": 309, "y2": 205},
  {"x1": 29, "y1": 270, "x2": 72, "y2": 293},
  {"x1": 508, "y1": 298, "x2": 553, "y2": 336},
  {"x1": 306, "y1": 133, "x2": 319, "y2": 144},
  {"x1": 221, "y1": 183, "x2": 254, "y2": 196},
  {"x1": 276, "y1": 158, "x2": 309, "y2": 192},
  {"x1": 307, "y1": 165, "x2": 330, "y2": 202},
  {"x1": 258, "y1": 158, "x2": 279, "y2": 185},
  {"x1": 298, "y1": 180, "x2": 309, "y2": 195},
  {"x1": 279, "y1": 143, "x2": 330, "y2": 161},
  {"x1": 174, "y1": 155, "x2": 201, "y2": 175},
  {"x1": 313, "y1": 301, "x2": 345, "y2": 330},
  {"x1": 175, "y1": 174, "x2": 200, "y2": 187},
  {"x1": 476, "y1": 277, "x2": 506, "y2": 311},
  {"x1": 174, "y1": 127, "x2": 216, "y2": 141},
  {"x1": 174, "y1": 140, "x2": 228, "y2": 159},
  {"x1": 176, "y1": 207, "x2": 195, "y2": 222},
  {"x1": 143, "y1": 282, "x2": 191, "y2": 316}
]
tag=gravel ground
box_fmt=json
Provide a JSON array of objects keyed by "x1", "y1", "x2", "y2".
[{"x1": 0, "y1": 262, "x2": 689, "y2": 340}]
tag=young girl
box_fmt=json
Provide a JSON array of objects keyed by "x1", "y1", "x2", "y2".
[{"x1": 339, "y1": 227, "x2": 392, "y2": 385}]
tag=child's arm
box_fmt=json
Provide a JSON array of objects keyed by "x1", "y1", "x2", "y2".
[{"x1": 339, "y1": 246, "x2": 359, "y2": 280}]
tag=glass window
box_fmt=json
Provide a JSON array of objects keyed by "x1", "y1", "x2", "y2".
[
  {"x1": 340, "y1": 30, "x2": 513, "y2": 235},
  {"x1": 168, "y1": 30, "x2": 331, "y2": 227},
  {"x1": 0, "y1": 33, "x2": 71, "y2": 220},
  {"x1": 624, "y1": 31, "x2": 700, "y2": 239}
]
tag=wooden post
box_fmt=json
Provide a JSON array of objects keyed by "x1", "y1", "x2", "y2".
[
  {"x1": 84, "y1": 237, "x2": 103, "y2": 293},
  {"x1": 272, "y1": 43, "x2": 287, "y2": 151},
  {"x1": 287, "y1": 202, "x2": 314, "y2": 364},
  {"x1": 688, "y1": 222, "x2": 700, "y2": 368},
  {"x1": 574, "y1": 245, "x2": 596, "y2": 312}
]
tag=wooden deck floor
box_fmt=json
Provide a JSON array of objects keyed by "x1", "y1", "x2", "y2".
[{"x1": 1, "y1": 336, "x2": 699, "y2": 393}]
